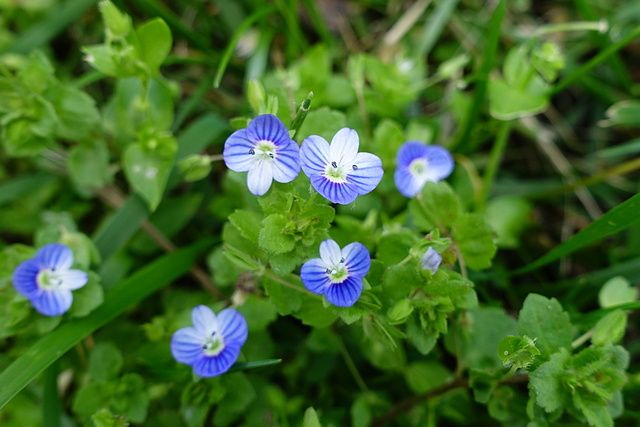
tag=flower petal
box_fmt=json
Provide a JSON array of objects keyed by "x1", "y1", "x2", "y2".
[
  {"x1": 319, "y1": 239, "x2": 342, "y2": 266},
  {"x1": 12, "y1": 259, "x2": 42, "y2": 299},
  {"x1": 30, "y1": 289, "x2": 72, "y2": 316},
  {"x1": 341, "y1": 243, "x2": 371, "y2": 278},
  {"x1": 300, "y1": 258, "x2": 331, "y2": 294},
  {"x1": 36, "y1": 243, "x2": 73, "y2": 271},
  {"x1": 421, "y1": 247, "x2": 442, "y2": 274},
  {"x1": 324, "y1": 276, "x2": 363, "y2": 307},
  {"x1": 424, "y1": 145, "x2": 455, "y2": 181},
  {"x1": 218, "y1": 308, "x2": 248, "y2": 346},
  {"x1": 246, "y1": 114, "x2": 290, "y2": 147},
  {"x1": 193, "y1": 343, "x2": 242, "y2": 377},
  {"x1": 171, "y1": 327, "x2": 204, "y2": 365},
  {"x1": 272, "y1": 141, "x2": 301, "y2": 183},
  {"x1": 348, "y1": 152, "x2": 383, "y2": 196},
  {"x1": 247, "y1": 159, "x2": 274, "y2": 196},
  {"x1": 394, "y1": 166, "x2": 422, "y2": 197},
  {"x1": 300, "y1": 135, "x2": 330, "y2": 176},
  {"x1": 58, "y1": 269, "x2": 88, "y2": 291},
  {"x1": 310, "y1": 174, "x2": 358, "y2": 205},
  {"x1": 223, "y1": 129, "x2": 256, "y2": 172},
  {"x1": 192, "y1": 305, "x2": 219, "y2": 335},
  {"x1": 396, "y1": 141, "x2": 429, "y2": 168},
  {"x1": 329, "y1": 128, "x2": 359, "y2": 166}
]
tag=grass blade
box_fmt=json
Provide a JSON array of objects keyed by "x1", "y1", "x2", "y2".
[
  {"x1": 0, "y1": 173, "x2": 57, "y2": 207},
  {"x1": 0, "y1": 238, "x2": 213, "y2": 410}
]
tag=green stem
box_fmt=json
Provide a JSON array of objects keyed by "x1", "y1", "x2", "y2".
[
  {"x1": 263, "y1": 271, "x2": 322, "y2": 300},
  {"x1": 551, "y1": 25, "x2": 640, "y2": 95},
  {"x1": 534, "y1": 20, "x2": 606, "y2": 36},
  {"x1": 572, "y1": 329, "x2": 594, "y2": 349},
  {"x1": 335, "y1": 332, "x2": 369, "y2": 393},
  {"x1": 477, "y1": 120, "x2": 512, "y2": 212},
  {"x1": 42, "y1": 360, "x2": 61, "y2": 427}
]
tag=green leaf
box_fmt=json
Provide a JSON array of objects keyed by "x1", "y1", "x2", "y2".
[
  {"x1": 89, "y1": 342, "x2": 123, "y2": 382},
  {"x1": 99, "y1": 0, "x2": 131, "y2": 37},
  {"x1": 404, "y1": 362, "x2": 452, "y2": 394},
  {"x1": 68, "y1": 272, "x2": 104, "y2": 318},
  {"x1": 229, "y1": 210, "x2": 263, "y2": 244},
  {"x1": 0, "y1": 239, "x2": 212, "y2": 410},
  {"x1": 68, "y1": 141, "x2": 112, "y2": 189},
  {"x1": 381, "y1": 264, "x2": 421, "y2": 301},
  {"x1": 517, "y1": 192, "x2": 640, "y2": 273},
  {"x1": 373, "y1": 119, "x2": 404, "y2": 166},
  {"x1": 451, "y1": 213, "x2": 497, "y2": 270},
  {"x1": 226, "y1": 359, "x2": 282, "y2": 374},
  {"x1": 237, "y1": 294, "x2": 278, "y2": 332},
  {"x1": 406, "y1": 313, "x2": 438, "y2": 355},
  {"x1": 529, "y1": 348, "x2": 570, "y2": 413},
  {"x1": 488, "y1": 77, "x2": 549, "y2": 120},
  {"x1": 598, "y1": 276, "x2": 638, "y2": 308},
  {"x1": 409, "y1": 182, "x2": 462, "y2": 231},
  {"x1": 485, "y1": 196, "x2": 532, "y2": 248},
  {"x1": 92, "y1": 408, "x2": 129, "y2": 427},
  {"x1": 262, "y1": 275, "x2": 303, "y2": 315},
  {"x1": 135, "y1": 18, "x2": 172, "y2": 75},
  {"x1": 592, "y1": 310, "x2": 627, "y2": 346},
  {"x1": 387, "y1": 299, "x2": 414, "y2": 325},
  {"x1": 258, "y1": 214, "x2": 296, "y2": 254},
  {"x1": 296, "y1": 107, "x2": 346, "y2": 142},
  {"x1": 123, "y1": 143, "x2": 174, "y2": 211},
  {"x1": 47, "y1": 84, "x2": 101, "y2": 141},
  {"x1": 497, "y1": 335, "x2": 540, "y2": 369},
  {"x1": 517, "y1": 294, "x2": 573, "y2": 360},
  {"x1": 599, "y1": 100, "x2": 640, "y2": 128},
  {"x1": 294, "y1": 296, "x2": 337, "y2": 328},
  {"x1": 82, "y1": 45, "x2": 119, "y2": 76},
  {"x1": 302, "y1": 407, "x2": 322, "y2": 427}
]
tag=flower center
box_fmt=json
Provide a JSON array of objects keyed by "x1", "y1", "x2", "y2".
[
  {"x1": 324, "y1": 161, "x2": 359, "y2": 184},
  {"x1": 36, "y1": 269, "x2": 63, "y2": 289},
  {"x1": 326, "y1": 258, "x2": 348, "y2": 283},
  {"x1": 250, "y1": 140, "x2": 277, "y2": 161},
  {"x1": 201, "y1": 331, "x2": 225, "y2": 357},
  {"x1": 409, "y1": 158, "x2": 429, "y2": 176}
]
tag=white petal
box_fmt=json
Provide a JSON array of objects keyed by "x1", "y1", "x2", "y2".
[
  {"x1": 319, "y1": 239, "x2": 342, "y2": 267},
  {"x1": 272, "y1": 141, "x2": 301, "y2": 183},
  {"x1": 329, "y1": 128, "x2": 359, "y2": 166},
  {"x1": 223, "y1": 129, "x2": 257, "y2": 172},
  {"x1": 192, "y1": 305, "x2": 219, "y2": 335},
  {"x1": 247, "y1": 159, "x2": 274, "y2": 196},
  {"x1": 36, "y1": 244, "x2": 73, "y2": 271},
  {"x1": 58, "y1": 269, "x2": 88, "y2": 290}
]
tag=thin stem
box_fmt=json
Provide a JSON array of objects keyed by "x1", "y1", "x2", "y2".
[
  {"x1": 477, "y1": 120, "x2": 512, "y2": 212},
  {"x1": 534, "y1": 20, "x2": 607, "y2": 36},
  {"x1": 209, "y1": 154, "x2": 224, "y2": 162},
  {"x1": 334, "y1": 332, "x2": 369, "y2": 393},
  {"x1": 551, "y1": 25, "x2": 640, "y2": 95},
  {"x1": 263, "y1": 271, "x2": 322, "y2": 299},
  {"x1": 572, "y1": 329, "x2": 594, "y2": 349},
  {"x1": 453, "y1": 243, "x2": 468, "y2": 279}
]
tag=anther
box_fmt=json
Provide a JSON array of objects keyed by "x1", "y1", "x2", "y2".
[
  {"x1": 268, "y1": 153, "x2": 274, "y2": 159},
  {"x1": 331, "y1": 161, "x2": 337, "y2": 168},
  {"x1": 340, "y1": 258, "x2": 345, "y2": 263},
  {"x1": 352, "y1": 165, "x2": 358, "y2": 170},
  {"x1": 325, "y1": 268, "x2": 332, "y2": 274},
  {"x1": 249, "y1": 149, "x2": 255, "y2": 155}
]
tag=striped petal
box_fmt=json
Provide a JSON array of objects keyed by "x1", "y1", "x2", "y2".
[
  {"x1": 324, "y1": 276, "x2": 363, "y2": 307},
  {"x1": 310, "y1": 174, "x2": 358, "y2": 205},
  {"x1": 341, "y1": 243, "x2": 371, "y2": 278},
  {"x1": 223, "y1": 129, "x2": 256, "y2": 172},
  {"x1": 193, "y1": 343, "x2": 242, "y2": 377},
  {"x1": 12, "y1": 259, "x2": 41, "y2": 299},
  {"x1": 396, "y1": 141, "x2": 429, "y2": 169},
  {"x1": 272, "y1": 141, "x2": 301, "y2": 183},
  {"x1": 192, "y1": 305, "x2": 219, "y2": 335},
  {"x1": 36, "y1": 244, "x2": 73, "y2": 271},
  {"x1": 218, "y1": 308, "x2": 248, "y2": 346},
  {"x1": 300, "y1": 135, "x2": 330, "y2": 176},
  {"x1": 424, "y1": 145, "x2": 455, "y2": 181},
  {"x1": 348, "y1": 152, "x2": 383, "y2": 196},
  {"x1": 247, "y1": 158, "x2": 274, "y2": 196},
  {"x1": 329, "y1": 128, "x2": 359, "y2": 166},
  {"x1": 246, "y1": 114, "x2": 291, "y2": 147},
  {"x1": 394, "y1": 166, "x2": 422, "y2": 197},
  {"x1": 319, "y1": 239, "x2": 342, "y2": 266},
  {"x1": 30, "y1": 289, "x2": 73, "y2": 316},
  {"x1": 171, "y1": 326, "x2": 204, "y2": 365},
  {"x1": 300, "y1": 258, "x2": 331, "y2": 294}
]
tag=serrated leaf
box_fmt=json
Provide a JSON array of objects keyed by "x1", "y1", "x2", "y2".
[
  {"x1": 497, "y1": 335, "x2": 540, "y2": 369},
  {"x1": 529, "y1": 348, "x2": 571, "y2": 413},
  {"x1": 259, "y1": 214, "x2": 296, "y2": 254},
  {"x1": 229, "y1": 210, "x2": 263, "y2": 244},
  {"x1": 518, "y1": 294, "x2": 572, "y2": 360}
]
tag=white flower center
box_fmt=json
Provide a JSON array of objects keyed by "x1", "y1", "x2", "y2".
[
  {"x1": 409, "y1": 158, "x2": 429, "y2": 177},
  {"x1": 249, "y1": 140, "x2": 277, "y2": 162},
  {"x1": 36, "y1": 269, "x2": 63, "y2": 289},
  {"x1": 324, "y1": 161, "x2": 359, "y2": 184},
  {"x1": 326, "y1": 257, "x2": 349, "y2": 284},
  {"x1": 201, "y1": 331, "x2": 225, "y2": 357}
]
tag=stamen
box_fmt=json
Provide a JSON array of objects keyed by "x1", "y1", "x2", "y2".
[
  {"x1": 340, "y1": 258, "x2": 345, "y2": 263},
  {"x1": 268, "y1": 153, "x2": 274, "y2": 159},
  {"x1": 249, "y1": 149, "x2": 255, "y2": 155},
  {"x1": 352, "y1": 165, "x2": 358, "y2": 170},
  {"x1": 331, "y1": 161, "x2": 337, "y2": 168},
  {"x1": 325, "y1": 268, "x2": 332, "y2": 274}
]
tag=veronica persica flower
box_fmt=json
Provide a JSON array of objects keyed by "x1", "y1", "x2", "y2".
[
  {"x1": 223, "y1": 114, "x2": 301, "y2": 196},
  {"x1": 300, "y1": 239, "x2": 371, "y2": 307},
  {"x1": 421, "y1": 247, "x2": 442, "y2": 274},
  {"x1": 394, "y1": 141, "x2": 454, "y2": 197},
  {"x1": 12, "y1": 243, "x2": 89, "y2": 316},
  {"x1": 300, "y1": 128, "x2": 383, "y2": 204},
  {"x1": 171, "y1": 305, "x2": 248, "y2": 377}
]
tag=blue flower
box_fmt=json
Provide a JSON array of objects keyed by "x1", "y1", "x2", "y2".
[
  {"x1": 394, "y1": 141, "x2": 454, "y2": 197},
  {"x1": 171, "y1": 305, "x2": 248, "y2": 377},
  {"x1": 421, "y1": 247, "x2": 442, "y2": 274},
  {"x1": 300, "y1": 239, "x2": 371, "y2": 307},
  {"x1": 223, "y1": 114, "x2": 301, "y2": 196},
  {"x1": 12, "y1": 243, "x2": 89, "y2": 316},
  {"x1": 300, "y1": 128, "x2": 383, "y2": 204}
]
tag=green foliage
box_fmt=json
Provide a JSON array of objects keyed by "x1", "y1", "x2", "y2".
[{"x1": 518, "y1": 294, "x2": 573, "y2": 361}]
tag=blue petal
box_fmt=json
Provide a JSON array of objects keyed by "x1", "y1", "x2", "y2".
[
  {"x1": 324, "y1": 276, "x2": 363, "y2": 307},
  {"x1": 424, "y1": 145, "x2": 455, "y2": 181},
  {"x1": 192, "y1": 305, "x2": 218, "y2": 335},
  {"x1": 30, "y1": 289, "x2": 72, "y2": 316},
  {"x1": 247, "y1": 158, "x2": 274, "y2": 196},
  {"x1": 421, "y1": 247, "x2": 442, "y2": 274},
  {"x1": 36, "y1": 243, "x2": 73, "y2": 271},
  {"x1": 329, "y1": 128, "x2": 359, "y2": 166},
  {"x1": 58, "y1": 269, "x2": 88, "y2": 291},
  {"x1": 396, "y1": 141, "x2": 429, "y2": 169},
  {"x1": 12, "y1": 259, "x2": 42, "y2": 299},
  {"x1": 300, "y1": 135, "x2": 330, "y2": 176},
  {"x1": 193, "y1": 343, "x2": 242, "y2": 377},
  {"x1": 300, "y1": 258, "x2": 331, "y2": 294},
  {"x1": 272, "y1": 141, "x2": 301, "y2": 184},
  {"x1": 223, "y1": 129, "x2": 256, "y2": 173},
  {"x1": 341, "y1": 243, "x2": 371, "y2": 278},
  {"x1": 171, "y1": 326, "x2": 204, "y2": 365},
  {"x1": 246, "y1": 114, "x2": 290, "y2": 147},
  {"x1": 217, "y1": 308, "x2": 248, "y2": 346},
  {"x1": 310, "y1": 174, "x2": 358, "y2": 205},
  {"x1": 319, "y1": 239, "x2": 342, "y2": 266},
  {"x1": 394, "y1": 166, "x2": 422, "y2": 197},
  {"x1": 348, "y1": 152, "x2": 383, "y2": 196}
]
